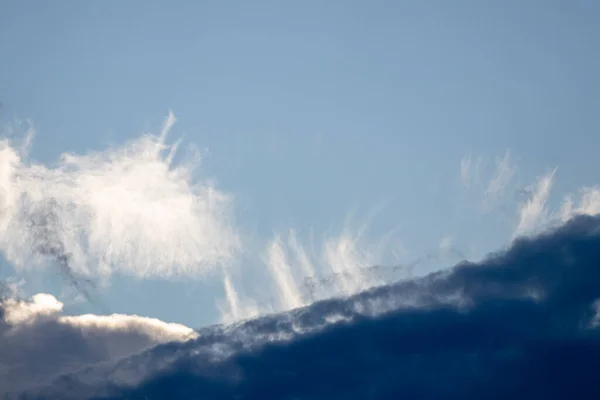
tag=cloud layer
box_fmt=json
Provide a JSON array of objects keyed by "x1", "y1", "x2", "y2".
[{"x1": 11, "y1": 214, "x2": 600, "y2": 399}]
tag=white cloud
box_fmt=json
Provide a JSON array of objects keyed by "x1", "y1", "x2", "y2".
[
  {"x1": 559, "y1": 187, "x2": 600, "y2": 221},
  {"x1": 2, "y1": 293, "x2": 63, "y2": 324},
  {"x1": 217, "y1": 270, "x2": 261, "y2": 324},
  {"x1": 460, "y1": 151, "x2": 600, "y2": 239},
  {"x1": 0, "y1": 292, "x2": 197, "y2": 394},
  {"x1": 265, "y1": 235, "x2": 306, "y2": 311},
  {"x1": 514, "y1": 168, "x2": 557, "y2": 237},
  {"x1": 218, "y1": 211, "x2": 407, "y2": 321},
  {"x1": 513, "y1": 172, "x2": 600, "y2": 238},
  {"x1": 0, "y1": 112, "x2": 239, "y2": 282}
]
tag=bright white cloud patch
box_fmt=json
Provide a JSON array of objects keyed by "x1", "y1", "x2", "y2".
[
  {"x1": 0, "y1": 112, "x2": 239, "y2": 281},
  {"x1": 2, "y1": 293, "x2": 63, "y2": 324},
  {"x1": 3, "y1": 293, "x2": 196, "y2": 340}
]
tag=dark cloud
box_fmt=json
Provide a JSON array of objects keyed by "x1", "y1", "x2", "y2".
[{"x1": 10, "y1": 214, "x2": 599, "y2": 399}]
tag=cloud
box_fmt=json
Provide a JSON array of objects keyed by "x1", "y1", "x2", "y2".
[
  {"x1": 484, "y1": 150, "x2": 517, "y2": 204},
  {"x1": 0, "y1": 292, "x2": 197, "y2": 396},
  {"x1": 2, "y1": 292, "x2": 63, "y2": 324},
  {"x1": 459, "y1": 153, "x2": 485, "y2": 189},
  {"x1": 459, "y1": 151, "x2": 600, "y2": 239},
  {"x1": 459, "y1": 150, "x2": 518, "y2": 213},
  {"x1": 216, "y1": 206, "x2": 469, "y2": 324},
  {"x1": 514, "y1": 168, "x2": 557, "y2": 236},
  {"x1": 17, "y1": 213, "x2": 600, "y2": 399},
  {"x1": 0, "y1": 112, "x2": 239, "y2": 283},
  {"x1": 265, "y1": 235, "x2": 306, "y2": 311},
  {"x1": 560, "y1": 187, "x2": 600, "y2": 221},
  {"x1": 217, "y1": 210, "x2": 408, "y2": 321},
  {"x1": 513, "y1": 172, "x2": 600, "y2": 237}
]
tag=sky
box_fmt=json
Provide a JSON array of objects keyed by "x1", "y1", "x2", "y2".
[{"x1": 1, "y1": 0, "x2": 600, "y2": 329}]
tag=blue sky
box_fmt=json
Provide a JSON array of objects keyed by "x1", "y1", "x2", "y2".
[{"x1": 1, "y1": 1, "x2": 599, "y2": 328}]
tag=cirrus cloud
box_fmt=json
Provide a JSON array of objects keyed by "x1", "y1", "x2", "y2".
[{"x1": 0, "y1": 112, "x2": 239, "y2": 283}]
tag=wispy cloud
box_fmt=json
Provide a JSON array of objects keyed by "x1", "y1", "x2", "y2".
[
  {"x1": 459, "y1": 151, "x2": 600, "y2": 240},
  {"x1": 559, "y1": 187, "x2": 600, "y2": 222},
  {"x1": 0, "y1": 112, "x2": 239, "y2": 284},
  {"x1": 459, "y1": 150, "x2": 517, "y2": 213},
  {"x1": 514, "y1": 168, "x2": 557, "y2": 236},
  {"x1": 513, "y1": 172, "x2": 600, "y2": 238},
  {"x1": 459, "y1": 154, "x2": 486, "y2": 189},
  {"x1": 484, "y1": 150, "x2": 517, "y2": 206},
  {"x1": 0, "y1": 292, "x2": 197, "y2": 394},
  {"x1": 218, "y1": 209, "x2": 407, "y2": 320}
]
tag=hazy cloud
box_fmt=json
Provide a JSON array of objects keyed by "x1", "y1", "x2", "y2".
[
  {"x1": 459, "y1": 153, "x2": 486, "y2": 189},
  {"x1": 484, "y1": 150, "x2": 517, "y2": 205},
  {"x1": 459, "y1": 150, "x2": 517, "y2": 213}
]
